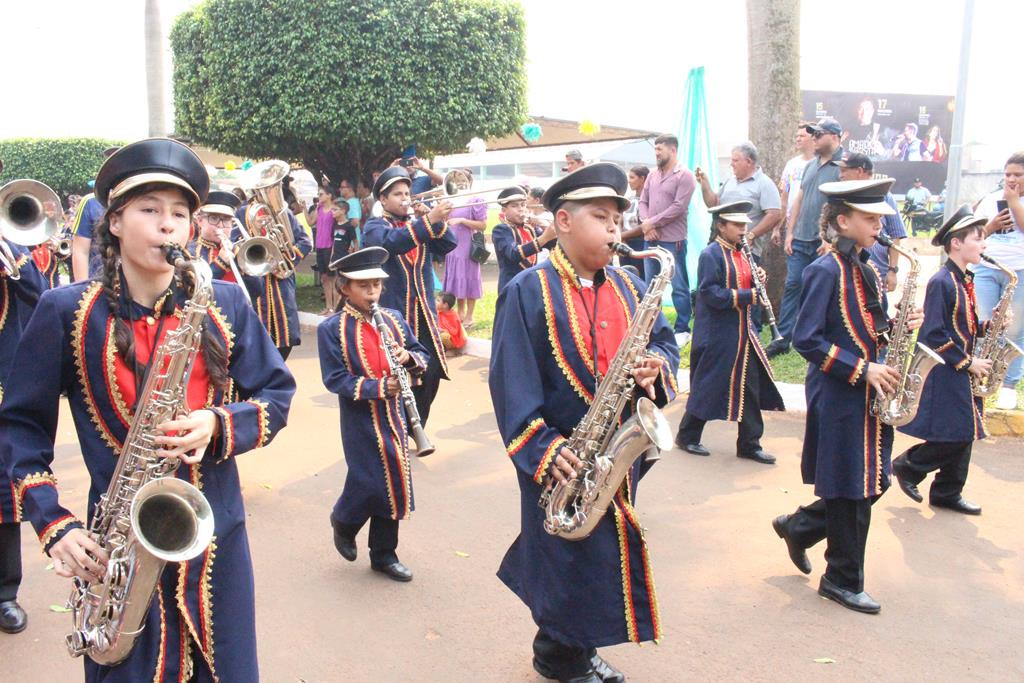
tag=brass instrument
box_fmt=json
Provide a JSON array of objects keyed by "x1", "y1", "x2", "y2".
[
  {"x1": 46, "y1": 233, "x2": 72, "y2": 258},
  {"x1": 213, "y1": 226, "x2": 253, "y2": 304},
  {"x1": 541, "y1": 243, "x2": 675, "y2": 540},
  {"x1": 739, "y1": 235, "x2": 783, "y2": 343},
  {"x1": 246, "y1": 160, "x2": 296, "y2": 278},
  {"x1": 66, "y1": 245, "x2": 215, "y2": 665},
  {"x1": 0, "y1": 239, "x2": 20, "y2": 280},
  {"x1": 870, "y1": 234, "x2": 944, "y2": 426},
  {"x1": 1, "y1": 178, "x2": 64, "y2": 249},
  {"x1": 369, "y1": 303, "x2": 435, "y2": 457},
  {"x1": 972, "y1": 253, "x2": 1023, "y2": 396}
]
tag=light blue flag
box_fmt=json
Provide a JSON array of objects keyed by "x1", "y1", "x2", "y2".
[{"x1": 677, "y1": 66, "x2": 716, "y2": 291}]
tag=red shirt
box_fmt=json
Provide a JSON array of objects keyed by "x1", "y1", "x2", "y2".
[
  {"x1": 437, "y1": 309, "x2": 466, "y2": 349},
  {"x1": 113, "y1": 315, "x2": 211, "y2": 413},
  {"x1": 566, "y1": 279, "x2": 629, "y2": 377},
  {"x1": 729, "y1": 247, "x2": 753, "y2": 289},
  {"x1": 356, "y1": 318, "x2": 392, "y2": 378}
]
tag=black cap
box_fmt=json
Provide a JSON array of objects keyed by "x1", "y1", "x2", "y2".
[
  {"x1": 819, "y1": 178, "x2": 896, "y2": 215},
  {"x1": 836, "y1": 153, "x2": 873, "y2": 172},
  {"x1": 372, "y1": 166, "x2": 412, "y2": 199},
  {"x1": 201, "y1": 190, "x2": 241, "y2": 217},
  {"x1": 94, "y1": 138, "x2": 209, "y2": 210},
  {"x1": 932, "y1": 205, "x2": 986, "y2": 247},
  {"x1": 329, "y1": 245, "x2": 390, "y2": 278},
  {"x1": 805, "y1": 117, "x2": 842, "y2": 136},
  {"x1": 497, "y1": 186, "x2": 528, "y2": 205},
  {"x1": 541, "y1": 162, "x2": 629, "y2": 212}
]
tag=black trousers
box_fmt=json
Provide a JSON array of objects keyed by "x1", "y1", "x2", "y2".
[
  {"x1": 677, "y1": 358, "x2": 764, "y2": 455},
  {"x1": 533, "y1": 629, "x2": 595, "y2": 679},
  {"x1": 782, "y1": 495, "x2": 879, "y2": 592},
  {"x1": 0, "y1": 522, "x2": 22, "y2": 602},
  {"x1": 411, "y1": 316, "x2": 442, "y2": 427},
  {"x1": 332, "y1": 517, "x2": 400, "y2": 566},
  {"x1": 895, "y1": 441, "x2": 972, "y2": 502}
]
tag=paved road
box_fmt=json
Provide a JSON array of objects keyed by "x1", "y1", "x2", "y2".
[{"x1": 2, "y1": 334, "x2": 1022, "y2": 682}]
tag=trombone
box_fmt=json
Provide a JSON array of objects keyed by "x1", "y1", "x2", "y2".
[{"x1": 0, "y1": 179, "x2": 65, "y2": 279}]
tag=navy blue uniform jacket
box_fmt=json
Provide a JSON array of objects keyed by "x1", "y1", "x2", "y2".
[
  {"x1": 491, "y1": 221, "x2": 549, "y2": 296},
  {"x1": 686, "y1": 239, "x2": 784, "y2": 421},
  {"x1": 489, "y1": 246, "x2": 679, "y2": 649}
]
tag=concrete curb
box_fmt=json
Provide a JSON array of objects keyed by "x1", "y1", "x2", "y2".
[{"x1": 299, "y1": 312, "x2": 1023, "y2": 438}]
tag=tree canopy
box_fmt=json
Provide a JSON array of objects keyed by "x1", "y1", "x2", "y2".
[
  {"x1": 170, "y1": 0, "x2": 527, "y2": 186},
  {"x1": 0, "y1": 138, "x2": 122, "y2": 200}
]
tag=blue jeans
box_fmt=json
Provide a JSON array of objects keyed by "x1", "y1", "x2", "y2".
[
  {"x1": 777, "y1": 239, "x2": 821, "y2": 344},
  {"x1": 645, "y1": 239, "x2": 691, "y2": 332},
  {"x1": 972, "y1": 263, "x2": 1024, "y2": 388}
]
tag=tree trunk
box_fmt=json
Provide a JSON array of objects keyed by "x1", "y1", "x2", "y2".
[
  {"x1": 747, "y1": 0, "x2": 800, "y2": 311},
  {"x1": 145, "y1": 0, "x2": 166, "y2": 137}
]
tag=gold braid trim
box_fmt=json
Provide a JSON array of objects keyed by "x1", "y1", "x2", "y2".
[
  {"x1": 152, "y1": 583, "x2": 166, "y2": 683},
  {"x1": 245, "y1": 399, "x2": 270, "y2": 448},
  {"x1": 612, "y1": 503, "x2": 639, "y2": 644},
  {"x1": 38, "y1": 514, "x2": 80, "y2": 549},
  {"x1": 369, "y1": 400, "x2": 398, "y2": 518},
  {"x1": 72, "y1": 282, "x2": 122, "y2": 451},
  {"x1": 15, "y1": 472, "x2": 59, "y2": 521},
  {"x1": 199, "y1": 537, "x2": 218, "y2": 675}
]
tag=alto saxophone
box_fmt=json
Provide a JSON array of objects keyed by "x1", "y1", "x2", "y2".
[
  {"x1": 66, "y1": 246, "x2": 215, "y2": 665},
  {"x1": 871, "y1": 234, "x2": 944, "y2": 426},
  {"x1": 972, "y1": 253, "x2": 1024, "y2": 396},
  {"x1": 540, "y1": 243, "x2": 674, "y2": 541},
  {"x1": 370, "y1": 303, "x2": 435, "y2": 457}
]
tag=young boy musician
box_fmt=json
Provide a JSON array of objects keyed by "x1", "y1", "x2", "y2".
[
  {"x1": 491, "y1": 185, "x2": 556, "y2": 297},
  {"x1": 318, "y1": 246, "x2": 430, "y2": 582},
  {"x1": 676, "y1": 201, "x2": 784, "y2": 464},
  {"x1": 489, "y1": 163, "x2": 679, "y2": 682}
]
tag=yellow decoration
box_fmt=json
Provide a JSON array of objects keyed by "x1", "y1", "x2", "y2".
[
  {"x1": 224, "y1": 161, "x2": 237, "y2": 171},
  {"x1": 578, "y1": 120, "x2": 601, "y2": 136}
]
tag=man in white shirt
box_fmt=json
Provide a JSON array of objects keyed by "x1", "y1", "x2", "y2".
[{"x1": 779, "y1": 125, "x2": 815, "y2": 242}]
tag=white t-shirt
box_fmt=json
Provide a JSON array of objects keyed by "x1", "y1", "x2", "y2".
[
  {"x1": 781, "y1": 154, "x2": 811, "y2": 217},
  {"x1": 975, "y1": 190, "x2": 1024, "y2": 272}
]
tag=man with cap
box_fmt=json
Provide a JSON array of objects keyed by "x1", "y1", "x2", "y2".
[
  {"x1": 489, "y1": 162, "x2": 679, "y2": 682},
  {"x1": 563, "y1": 149, "x2": 585, "y2": 174},
  {"x1": 675, "y1": 200, "x2": 784, "y2": 464},
  {"x1": 1, "y1": 137, "x2": 296, "y2": 680},
  {"x1": 69, "y1": 146, "x2": 119, "y2": 281},
  {"x1": 318, "y1": 246, "x2": 431, "y2": 582},
  {"x1": 189, "y1": 189, "x2": 264, "y2": 305},
  {"x1": 836, "y1": 153, "x2": 906, "y2": 291},
  {"x1": 905, "y1": 178, "x2": 932, "y2": 235},
  {"x1": 491, "y1": 185, "x2": 556, "y2": 297},
  {"x1": 893, "y1": 207, "x2": 993, "y2": 516},
  {"x1": 363, "y1": 166, "x2": 456, "y2": 427},
  {"x1": 767, "y1": 117, "x2": 845, "y2": 358},
  {"x1": 771, "y1": 178, "x2": 923, "y2": 614}
]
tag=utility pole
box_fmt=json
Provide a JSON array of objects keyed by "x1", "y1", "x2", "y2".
[{"x1": 943, "y1": 0, "x2": 974, "y2": 219}]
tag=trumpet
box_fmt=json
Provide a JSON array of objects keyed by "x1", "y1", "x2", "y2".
[
  {"x1": 230, "y1": 217, "x2": 285, "y2": 280},
  {"x1": 1, "y1": 179, "x2": 66, "y2": 278},
  {"x1": 46, "y1": 234, "x2": 72, "y2": 258},
  {"x1": 213, "y1": 225, "x2": 253, "y2": 304}
]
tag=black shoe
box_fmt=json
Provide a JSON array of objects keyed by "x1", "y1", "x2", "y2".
[
  {"x1": 738, "y1": 449, "x2": 776, "y2": 465},
  {"x1": 765, "y1": 340, "x2": 790, "y2": 359},
  {"x1": 930, "y1": 496, "x2": 982, "y2": 515},
  {"x1": 331, "y1": 522, "x2": 357, "y2": 562},
  {"x1": 892, "y1": 460, "x2": 923, "y2": 503},
  {"x1": 532, "y1": 659, "x2": 601, "y2": 683},
  {"x1": 772, "y1": 515, "x2": 811, "y2": 574},
  {"x1": 371, "y1": 560, "x2": 413, "y2": 582},
  {"x1": 0, "y1": 600, "x2": 27, "y2": 634},
  {"x1": 680, "y1": 441, "x2": 710, "y2": 456},
  {"x1": 817, "y1": 576, "x2": 880, "y2": 614},
  {"x1": 589, "y1": 654, "x2": 625, "y2": 683}
]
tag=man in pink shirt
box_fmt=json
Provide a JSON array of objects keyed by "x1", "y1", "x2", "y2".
[{"x1": 638, "y1": 134, "x2": 697, "y2": 333}]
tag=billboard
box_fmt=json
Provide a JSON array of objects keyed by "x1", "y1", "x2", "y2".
[{"x1": 801, "y1": 90, "x2": 955, "y2": 195}]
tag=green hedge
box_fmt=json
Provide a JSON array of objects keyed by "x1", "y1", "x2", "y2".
[{"x1": 0, "y1": 138, "x2": 124, "y2": 200}]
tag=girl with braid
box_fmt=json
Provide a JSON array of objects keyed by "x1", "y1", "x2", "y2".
[{"x1": 0, "y1": 139, "x2": 296, "y2": 681}]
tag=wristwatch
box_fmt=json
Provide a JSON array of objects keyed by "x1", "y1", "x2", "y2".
[{"x1": 889, "y1": 264, "x2": 899, "y2": 274}]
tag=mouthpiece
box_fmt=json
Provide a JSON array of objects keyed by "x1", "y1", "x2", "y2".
[
  {"x1": 980, "y1": 253, "x2": 996, "y2": 265},
  {"x1": 875, "y1": 233, "x2": 893, "y2": 248},
  {"x1": 609, "y1": 242, "x2": 631, "y2": 256},
  {"x1": 162, "y1": 244, "x2": 189, "y2": 268}
]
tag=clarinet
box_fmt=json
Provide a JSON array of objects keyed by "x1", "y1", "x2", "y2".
[
  {"x1": 740, "y1": 235, "x2": 783, "y2": 343},
  {"x1": 369, "y1": 303, "x2": 435, "y2": 457}
]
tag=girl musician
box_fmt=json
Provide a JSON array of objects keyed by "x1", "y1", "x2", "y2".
[
  {"x1": 318, "y1": 246, "x2": 430, "y2": 582},
  {"x1": 491, "y1": 185, "x2": 556, "y2": 298},
  {"x1": 771, "y1": 178, "x2": 923, "y2": 615},
  {"x1": 489, "y1": 163, "x2": 679, "y2": 683},
  {"x1": 189, "y1": 189, "x2": 264, "y2": 305},
  {"x1": 0, "y1": 138, "x2": 296, "y2": 681},
  {"x1": 675, "y1": 201, "x2": 784, "y2": 464}
]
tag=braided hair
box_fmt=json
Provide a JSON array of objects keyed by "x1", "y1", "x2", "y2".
[
  {"x1": 819, "y1": 202, "x2": 855, "y2": 246},
  {"x1": 93, "y1": 183, "x2": 230, "y2": 391}
]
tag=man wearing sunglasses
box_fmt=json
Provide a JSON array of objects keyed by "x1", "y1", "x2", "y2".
[{"x1": 767, "y1": 117, "x2": 845, "y2": 358}]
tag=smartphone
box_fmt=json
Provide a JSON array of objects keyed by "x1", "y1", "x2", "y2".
[
  {"x1": 997, "y1": 199, "x2": 1009, "y2": 213},
  {"x1": 400, "y1": 158, "x2": 414, "y2": 168}
]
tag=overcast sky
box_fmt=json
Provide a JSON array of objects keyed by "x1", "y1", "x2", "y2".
[{"x1": 2, "y1": 0, "x2": 1019, "y2": 164}]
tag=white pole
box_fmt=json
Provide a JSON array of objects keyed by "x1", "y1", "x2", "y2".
[{"x1": 944, "y1": 0, "x2": 975, "y2": 220}]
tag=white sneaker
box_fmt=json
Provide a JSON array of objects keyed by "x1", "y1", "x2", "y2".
[
  {"x1": 675, "y1": 332, "x2": 692, "y2": 348},
  {"x1": 995, "y1": 386, "x2": 1019, "y2": 411}
]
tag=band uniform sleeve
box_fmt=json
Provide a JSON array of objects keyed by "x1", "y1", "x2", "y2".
[
  {"x1": 363, "y1": 216, "x2": 442, "y2": 255},
  {"x1": 488, "y1": 280, "x2": 570, "y2": 485},
  {"x1": 793, "y1": 262, "x2": 868, "y2": 385},
  {"x1": 208, "y1": 290, "x2": 296, "y2": 460},
  {"x1": 426, "y1": 215, "x2": 458, "y2": 257},
  {"x1": 288, "y1": 211, "x2": 313, "y2": 261},
  {"x1": 920, "y1": 275, "x2": 971, "y2": 371},
  {"x1": 0, "y1": 290, "x2": 85, "y2": 552},
  {"x1": 317, "y1": 317, "x2": 385, "y2": 400},
  {"x1": 396, "y1": 312, "x2": 431, "y2": 375},
  {"x1": 639, "y1": 278, "x2": 681, "y2": 407},
  {"x1": 492, "y1": 224, "x2": 541, "y2": 264},
  {"x1": 697, "y1": 247, "x2": 753, "y2": 311}
]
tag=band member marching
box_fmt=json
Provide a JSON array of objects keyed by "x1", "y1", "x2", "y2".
[
  {"x1": 0, "y1": 138, "x2": 296, "y2": 681},
  {"x1": 0, "y1": 243, "x2": 48, "y2": 635},
  {"x1": 489, "y1": 163, "x2": 679, "y2": 683},
  {"x1": 771, "y1": 179, "x2": 923, "y2": 615},
  {"x1": 675, "y1": 201, "x2": 784, "y2": 464},
  {"x1": 189, "y1": 190, "x2": 264, "y2": 305},
  {"x1": 491, "y1": 185, "x2": 556, "y2": 297},
  {"x1": 318, "y1": 246, "x2": 430, "y2": 582},
  {"x1": 362, "y1": 167, "x2": 455, "y2": 426},
  {"x1": 893, "y1": 207, "x2": 992, "y2": 515}
]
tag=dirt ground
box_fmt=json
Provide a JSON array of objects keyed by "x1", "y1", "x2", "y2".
[{"x1": 1, "y1": 337, "x2": 1022, "y2": 682}]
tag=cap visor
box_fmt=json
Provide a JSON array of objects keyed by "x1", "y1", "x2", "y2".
[
  {"x1": 377, "y1": 177, "x2": 411, "y2": 197},
  {"x1": 110, "y1": 172, "x2": 201, "y2": 208},
  {"x1": 335, "y1": 267, "x2": 389, "y2": 280},
  {"x1": 201, "y1": 204, "x2": 236, "y2": 217},
  {"x1": 719, "y1": 213, "x2": 752, "y2": 224},
  {"x1": 559, "y1": 186, "x2": 630, "y2": 211},
  {"x1": 844, "y1": 200, "x2": 896, "y2": 216}
]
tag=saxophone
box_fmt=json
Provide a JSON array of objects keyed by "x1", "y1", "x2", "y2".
[
  {"x1": 972, "y1": 253, "x2": 1024, "y2": 396},
  {"x1": 871, "y1": 234, "x2": 944, "y2": 426},
  {"x1": 369, "y1": 303, "x2": 435, "y2": 457},
  {"x1": 66, "y1": 245, "x2": 215, "y2": 665},
  {"x1": 540, "y1": 243, "x2": 675, "y2": 541}
]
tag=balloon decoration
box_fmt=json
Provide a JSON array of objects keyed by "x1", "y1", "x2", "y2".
[
  {"x1": 466, "y1": 137, "x2": 487, "y2": 154},
  {"x1": 521, "y1": 123, "x2": 542, "y2": 143},
  {"x1": 241, "y1": 160, "x2": 254, "y2": 170},
  {"x1": 578, "y1": 119, "x2": 601, "y2": 136},
  {"x1": 224, "y1": 161, "x2": 237, "y2": 171}
]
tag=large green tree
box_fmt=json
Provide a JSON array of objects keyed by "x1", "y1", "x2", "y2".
[{"x1": 170, "y1": 0, "x2": 527, "y2": 186}]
